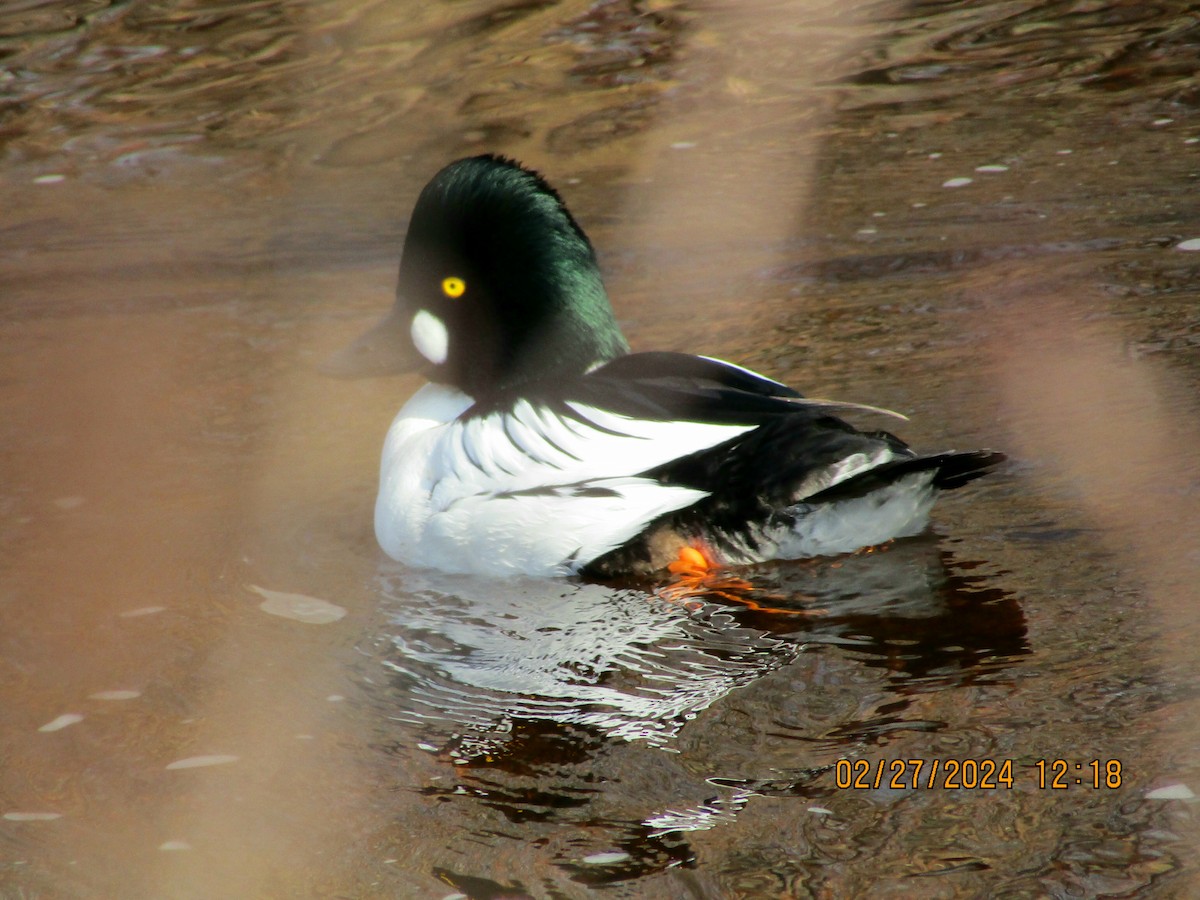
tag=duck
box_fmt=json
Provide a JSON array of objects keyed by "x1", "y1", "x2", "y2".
[{"x1": 327, "y1": 154, "x2": 1004, "y2": 579}]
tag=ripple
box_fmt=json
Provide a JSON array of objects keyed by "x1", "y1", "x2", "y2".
[
  {"x1": 545, "y1": 0, "x2": 683, "y2": 89},
  {"x1": 358, "y1": 538, "x2": 1025, "y2": 771},
  {"x1": 835, "y1": 1, "x2": 1198, "y2": 106},
  {"x1": 366, "y1": 572, "x2": 799, "y2": 756}
]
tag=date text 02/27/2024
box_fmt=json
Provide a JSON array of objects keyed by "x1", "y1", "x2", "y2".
[{"x1": 834, "y1": 758, "x2": 1124, "y2": 791}]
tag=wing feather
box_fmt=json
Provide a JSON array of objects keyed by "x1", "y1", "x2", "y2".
[
  {"x1": 379, "y1": 353, "x2": 919, "y2": 576},
  {"x1": 573, "y1": 351, "x2": 907, "y2": 424},
  {"x1": 448, "y1": 404, "x2": 753, "y2": 497}
]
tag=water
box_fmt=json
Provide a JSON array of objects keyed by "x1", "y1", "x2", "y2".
[{"x1": 3, "y1": 0, "x2": 1199, "y2": 896}]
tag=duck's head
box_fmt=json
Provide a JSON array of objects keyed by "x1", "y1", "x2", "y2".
[{"x1": 326, "y1": 155, "x2": 629, "y2": 398}]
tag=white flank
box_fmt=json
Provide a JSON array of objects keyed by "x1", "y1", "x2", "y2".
[
  {"x1": 773, "y1": 472, "x2": 937, "y2": 559},
  {"x1": 410, "y1": 309, "x2": 448, "y2": 364},
  {"x1": 374, "y1": 384, "x2": 753, "y2": 576}
]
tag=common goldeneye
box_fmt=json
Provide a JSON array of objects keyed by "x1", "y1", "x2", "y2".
[{"x1": 328, "y1": 155, "x2": 1004, "y2": 578}]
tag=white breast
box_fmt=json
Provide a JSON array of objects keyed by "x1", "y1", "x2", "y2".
[{"x1": 374, "y1": 384, "x2": 753, "y2": 576}]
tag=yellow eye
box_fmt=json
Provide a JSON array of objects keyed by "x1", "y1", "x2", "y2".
[{"x1": 441, "y1": 276, "x2": 466, "y2": 299}]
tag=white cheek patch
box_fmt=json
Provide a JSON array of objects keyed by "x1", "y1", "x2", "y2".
[{"x1": 411, "y1": 309, "x2": 448, "y2": 365}]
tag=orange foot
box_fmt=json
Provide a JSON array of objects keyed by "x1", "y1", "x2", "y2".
[
  {"x1": 658, "y1": 544, "x2": 825, "y2": 616},
  {"x1": 667, "y1": 544, "x2": 712, "y2": 576}
]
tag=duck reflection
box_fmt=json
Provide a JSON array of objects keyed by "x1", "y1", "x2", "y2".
[
  {"x1": 366, "y1": 535, "x2": 1025, "y2": 760},
  {"x1": 369, "y1": 569, "x2": 797, "y2": 756},
  {"x1": 357, "y1": 537, "x2": 1025, "y2": 884}
]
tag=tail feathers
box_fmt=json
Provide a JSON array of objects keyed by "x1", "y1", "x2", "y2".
[
  {"x1": 805, "y1": 449, "x2": 1006, "y2": 504},
  {"x1": 929, "y1": 449, "x2": 1007, "y2": 489}
]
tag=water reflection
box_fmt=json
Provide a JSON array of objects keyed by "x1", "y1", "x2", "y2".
[
  {"x1": 368, "y1": 538, "x2": 1023, "y2": 759},
  {"x1": 368, "y1": 572, "x2": 798, "y2": 755},
  {"x1": 356, "y1": 537, "x2": 1025, "y2": 884}
]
